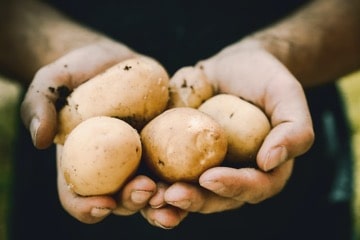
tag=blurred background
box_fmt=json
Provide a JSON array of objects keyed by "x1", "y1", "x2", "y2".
[
  {"x1": 0, "y1": 75, "x2": 20, "y2": 240},
  {"x1": 0, "y1": 72, "x2": 359, "y2": 240}
]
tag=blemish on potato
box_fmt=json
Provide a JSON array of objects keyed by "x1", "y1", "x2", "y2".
[
  {"x1": 123, "y1": 65, "x2": 132, "y2": 71},
  {"x1": 181, "y1": 79, "x2": 188, "y2": 88},
  {"x1": 158, "y1": 159, "x2": 165, "y2": 166},
  {"x1": 48, "y1": 86, "x2": 55, "y2": 93}
]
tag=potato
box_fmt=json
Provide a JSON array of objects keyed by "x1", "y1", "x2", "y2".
[
  {"x1": 54, "y1": 56, "x2": 169, "y2": 144},
  {"x1": 141, "y1": 107, "x2": 228, "y2": 183},
  {"x1": 198, "y1": 94, "x2": 271, "y2": 166},
  {"x1": 168, "y1": 66, "x2": 214, "y2": 108},
  {"x1": 60, "y1": 116, "x2": 142, "y2": 196}
]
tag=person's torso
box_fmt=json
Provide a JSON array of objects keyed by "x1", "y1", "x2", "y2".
[{"x1": 47, "y1": 0, "x2": 308, "y2": 74}]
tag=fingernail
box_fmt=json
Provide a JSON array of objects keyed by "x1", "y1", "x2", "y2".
[
  {"x1": 30, "y1": 118, "x2": 40, "y2": 146},
  {"x1": 200, "y1": 180, "x2": 225, "y2": 193},
  {"x1": 90, "y1": 207, "x2": 112, "y2": 218},
  {"x1": 167, "y1": 199, "x2": 191, "y2": 210},
  {"x1": 264, "y1": 146, "x2": 288, "y2": 171},
  {"x1": 149, "y1": 202, "x2": 166, "y2": 209},
  {"x1": 131, "y1": 190, "x2": 153, "y2": 204},
  {"x1": 154, "y1": 220, "x2": 173, "y2": 230}
]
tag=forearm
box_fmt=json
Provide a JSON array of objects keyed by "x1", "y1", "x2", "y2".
[
  {"x1": 0, "y1": 0, "x2": 133, "y2": 83},
  {"x1": 245, "y1": 0, "x2": 360, "y2": 87}
]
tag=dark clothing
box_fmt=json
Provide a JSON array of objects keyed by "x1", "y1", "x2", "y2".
[{"x1": 9, "y1": 1, "x2": 354, "y2": 239}]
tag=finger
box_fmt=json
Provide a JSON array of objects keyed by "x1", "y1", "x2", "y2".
[
  {"x1": 56, "y1": 145, "x2": 117, "y2": 224},
  {"x1": 256, "y1": 72, "x2": 314, "y2": 171},
  {"x1": 140, "y1": 205, "x2": 188, "y2": 229},
  {"x1": 148, "y1": 182, "x2": 168, "y2": 209},
  {"x1": 199, "y1": 160, "x2": 294, "y2": 204},
  {"x1": 112, "y1": 175, "x2": 156, "y2": 216},
  {"x1": 164, "y1": 182, "x2": 243, "y2": 213},
  {"x1": 21, "y1": 41, "x2": 135, "y2": 149},
  {"x1": 21, "y1": 93, "x2": 58, "y2": 149}
]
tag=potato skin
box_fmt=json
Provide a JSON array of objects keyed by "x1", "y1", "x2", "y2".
[
  {"x1": 60, "y1": 116, "x2": 142, "y2": 196},
  {"x1": 198, "y1": 94, "x2": 271, "y2": 166},
  {"x1": 168, "y1": 66, "x2": 214, "y2": 108},
  {"x1": 141, "y1": 107, "x2": 228, "y2": 183},
  {"x1": 55, "y1": 56, "x2": 169, "y2": 144}
]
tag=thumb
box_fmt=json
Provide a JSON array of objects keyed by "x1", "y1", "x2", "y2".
[{"x1": 21, "y1": 90, "x2": 58, "y2": 149}]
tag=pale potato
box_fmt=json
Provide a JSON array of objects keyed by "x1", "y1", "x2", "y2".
[
  {"x1": 141, "y1": 107, "x2": 228, "y2": 183},
  {"x1": 168, "y1": 66, "x2": 214, "y2": 108},
  {"x1": 198, "y1": 94, "x2": 271, "y2": 166},
  {"x1": 55, "y1": 56, "x2": 169, "y2": 144},
  {"x1": 60, "y1": 116, "x2": 142, "y2": 196}
]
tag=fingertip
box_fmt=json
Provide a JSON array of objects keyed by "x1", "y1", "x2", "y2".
[
  {"x1": 259, "y1": 146, "x2": 288, "y2": 172},
  {"x1": 64, "y1": 196, "x2": 117, "y2": 224},
  {"x1": 29, "y1": 117, "x2": 40, "y2": 146},
  {"x1": 21, "y1": 94, "x2": 58, "y2": 149},
  {"x1": 257, "y1": 123, "x2": 315, "y2": 171},
  {"x1": 34, "y1": 120, "x2": 57, "y2": 149},
  {"x1": 130, "y1": 190, "x2": 154, "y2": 204},
  {"x1": 90, "y1": 207, "x2": 112, "y2": 218}
]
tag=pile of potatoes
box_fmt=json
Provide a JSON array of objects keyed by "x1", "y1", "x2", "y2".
[{"x1": 56, "y1": 57, "x2": 270, "y2": 196}]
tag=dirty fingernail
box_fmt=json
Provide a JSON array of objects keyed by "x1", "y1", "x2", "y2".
[
  {"x1": 90, "y1": 207, "x2": 112, "y2": 218},
  {"x1": 264, "y1": 146, "x2": 288, "y2": 171}
]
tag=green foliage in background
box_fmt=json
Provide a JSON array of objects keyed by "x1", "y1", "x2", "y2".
[{"x1": 0, "y1": 77, "x2": 21, "y2": 240}]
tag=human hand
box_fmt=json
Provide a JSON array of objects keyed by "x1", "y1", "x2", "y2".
[
  {"x1": 20, "y1": 39, "x2": 136, "y2": 149},
  {"x1": 138, "y1": 38, "x2": 314, "y2": 228},
  {"x1": 20, "y1": 39, "x2": 163, "y2": 224}
]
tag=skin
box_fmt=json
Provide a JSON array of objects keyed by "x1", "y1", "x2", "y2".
[{"x1": 1, "y1": 0, "x2": 360, "y2": 228}]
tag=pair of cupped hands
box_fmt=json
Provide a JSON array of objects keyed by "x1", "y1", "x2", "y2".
[{"x1": 20, "y1": 38, "x2": 314, "y2": 228}]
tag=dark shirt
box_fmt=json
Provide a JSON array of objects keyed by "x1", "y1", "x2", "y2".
[{"x1": 48, "y1": 0, "x2": 307, "y2": 74}]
